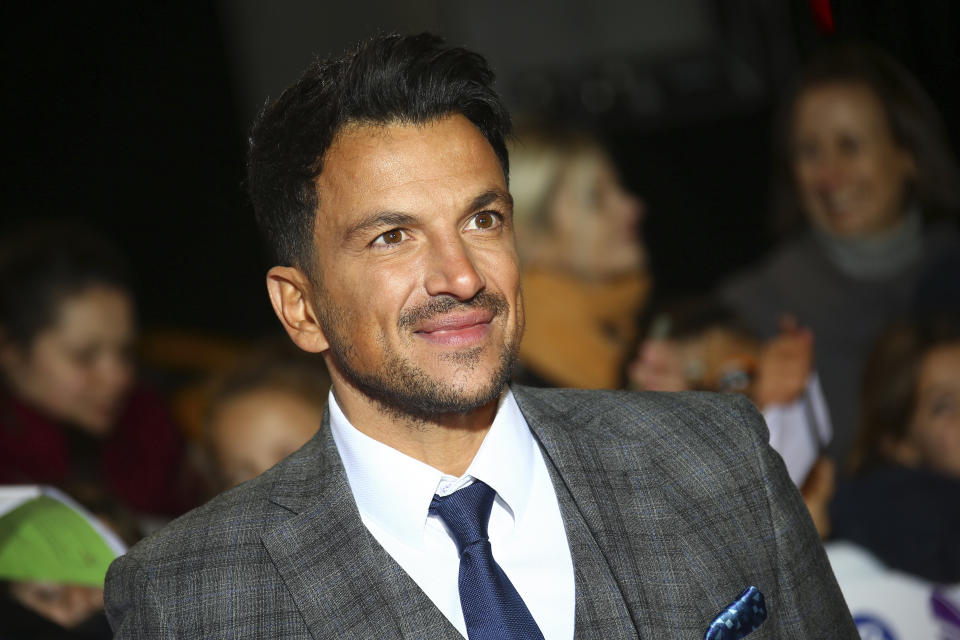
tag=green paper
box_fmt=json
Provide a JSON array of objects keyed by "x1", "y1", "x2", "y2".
[{"x1": 0, "y1": 495, "x2": 117, "y2": 586}]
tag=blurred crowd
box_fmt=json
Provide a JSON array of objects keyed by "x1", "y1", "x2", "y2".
[{"x1": 1, "y1": 41, "x2": 958, "y2": 636}]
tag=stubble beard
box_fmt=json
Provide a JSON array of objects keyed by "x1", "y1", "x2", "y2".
[{"x1": 318, "y1": 290, "x2": 521, "y2": 423}]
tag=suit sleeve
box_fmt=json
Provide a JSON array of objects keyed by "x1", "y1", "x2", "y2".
[
  {"x1": 105, "y1": 552, "x2": 173, "y2": 639},
  {"x1": 732, "y1": 394, "x2": 859, "y2": 638}
]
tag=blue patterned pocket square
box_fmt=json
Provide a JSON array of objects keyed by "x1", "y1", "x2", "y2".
[{"x1": 704, "y1": 586, "x2": 767, "y2": 640}]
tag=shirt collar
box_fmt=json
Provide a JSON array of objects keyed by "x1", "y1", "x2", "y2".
[{"x1": 328, "y1": 387, "x2": 535, "y2": 548}]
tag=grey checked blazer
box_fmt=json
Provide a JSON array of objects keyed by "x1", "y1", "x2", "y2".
[{"x1": 105, "y1": 387, "x2": 857, "y2": 638}]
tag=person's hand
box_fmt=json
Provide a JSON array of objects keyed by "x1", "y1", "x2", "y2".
[
  {"x1": 753, "y1": 315, "x2": 813, "y2": 408},
  {"x1": 800, "y1": 456, "x2": 835, "y2": 539},
  {"x1": 627, "y1": 339, "x2": 689, "y2": 391}
]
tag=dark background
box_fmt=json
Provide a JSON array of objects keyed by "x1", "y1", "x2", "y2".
[{"x1": 3, "y1": 1, "x2": 958, "y2": 338}]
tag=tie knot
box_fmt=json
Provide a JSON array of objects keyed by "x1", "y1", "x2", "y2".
[{"x1": 430, "y1": 480, "x2": 496, "y2": 555}]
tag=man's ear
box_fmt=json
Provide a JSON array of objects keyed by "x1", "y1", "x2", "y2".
[{"x1": 266, "y1": 266, "x2": 330, "y2": 353}]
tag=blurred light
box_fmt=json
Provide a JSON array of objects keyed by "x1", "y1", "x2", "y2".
[{"x1": 809, "y1": 0, "x2": 835, "y2": 35}]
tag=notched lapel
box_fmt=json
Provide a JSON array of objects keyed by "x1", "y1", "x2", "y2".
[
  {"x1": 543, "y1": 453, "x2": 640, "y2": 640},
  {"x1": 261, "y1": 418, "x2": 461, "y2": 640},
  {"x1": 514, "y1": 387, "x2": 762, "y2": 638},
  {"x1": 515, "y1": 389, "x2": 642, "y2": 639}
]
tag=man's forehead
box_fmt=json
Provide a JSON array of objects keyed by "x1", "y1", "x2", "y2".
[{"x1": 316, "y1": 115, "x2": 507, "y2": 203}]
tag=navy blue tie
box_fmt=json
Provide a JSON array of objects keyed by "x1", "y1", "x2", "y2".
[{"x1": 430, "y1": 481, "x2": 545, "y2": 640}]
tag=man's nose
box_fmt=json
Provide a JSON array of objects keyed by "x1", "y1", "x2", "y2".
[{"x1": 423, "y1": 237, "x2": 485, "y2": 300}]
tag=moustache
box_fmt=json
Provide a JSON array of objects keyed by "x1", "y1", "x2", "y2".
[{"x1": 398, "y1": 291, "x2": 509, "y2": 330}]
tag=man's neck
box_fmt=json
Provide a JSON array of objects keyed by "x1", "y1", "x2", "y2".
[{"x1": 330, "y1": 381, "x2": 499, "y2": 477}]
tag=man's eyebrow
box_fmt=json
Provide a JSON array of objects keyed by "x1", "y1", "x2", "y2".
[
  {"x1": 469, "y1": 190, "x2": 513, "y2": 211},
  {"x1": 343, "y1": 211, "x2": 417, "y2": 242},
  {"x1": 342, "y1": 191, "x2": 513, "y2": 242}
]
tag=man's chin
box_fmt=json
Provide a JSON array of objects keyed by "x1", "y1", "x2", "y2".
[
  {"x1": 357, "y1": 370, "x2": 507, "y2": 421},
  {"x1": 332, "y1": 350, "x2": 515, "y2": 422}
]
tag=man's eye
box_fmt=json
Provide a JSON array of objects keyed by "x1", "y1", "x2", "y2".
[
  {"x1": 374, "y1": 229, "x2": 406, "y2": 246},
  {"x1": 466, "y1": 212, "x2": 501, "y2": 231}
]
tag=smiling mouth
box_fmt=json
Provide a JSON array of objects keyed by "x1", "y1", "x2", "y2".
[
  {"x1": 819, "y1": 189, "x2": 862, "y2": 214},
  {"x1": 413, "y1": 310, "x2": 495, "y2": 346}
]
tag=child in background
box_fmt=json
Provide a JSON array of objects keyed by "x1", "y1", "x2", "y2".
[
  {"x1": 628, "y1": 297, "x2": 834, "y2": 535},
  {"x1": 203, "y1": 342, "x2": 330, "y2": 490},
  {"x1": 831, "y1": 315, "x2": 960, "y2": 583}
]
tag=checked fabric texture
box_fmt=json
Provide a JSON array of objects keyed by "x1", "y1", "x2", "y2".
[
  {"x1": 430, "y1": 480, "x2": 545, "y2": 640},
  {"x1": 105, "y1": 387, "x2": 858, "y2": 639}
]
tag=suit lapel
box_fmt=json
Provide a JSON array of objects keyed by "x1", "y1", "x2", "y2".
[
  {"x1": 261, "y1": 388, "x2": 708, "y2": 639},
  {"x1": 515, "y1": 387, "x2": 762, "y2": 638},
  {"x1": 260, "y1": 413, "x2": 461, "y2": 640},
  {"x1": 515, "y1": 386, "x2": 666, "y2": 640},
  {"x1": 541, "y1": 448, "x2": 641, "y2": 640}
]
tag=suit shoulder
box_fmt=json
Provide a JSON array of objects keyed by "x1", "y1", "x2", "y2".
[
  {"x1": 513, "y1": 385, "x2": 766, "y2": 445},
  {"x1": 118, "y1": 460, "x2": 291, "y2": 570}
]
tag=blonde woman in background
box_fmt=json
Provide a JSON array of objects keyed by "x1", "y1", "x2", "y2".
[{"x1": 509, "y1": 126, "x2": 650, "y2": 389}]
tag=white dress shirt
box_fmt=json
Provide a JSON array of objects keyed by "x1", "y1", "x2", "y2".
[{"x1": 328, "y1": 389, "x2": 576, "y2": 639}]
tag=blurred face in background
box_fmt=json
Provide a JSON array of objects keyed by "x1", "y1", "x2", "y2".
[
  {"x1": 791, "y1": 82, "x2": 916, "y2": 237},
  {"x1": 892, "y1": 343, "x2": 960, "y2": 477},
  {"x1": 0, "y1": 285, "x2": 135, "y2": 435},
  {"x1": 546, "y1": 150, "x2": 645, "y2": 278},
  {"x1": 628, "y1": 330, "x2": 757, "y2": 395},
  {"x1": 208, "y1": 388, "x2": 322, "y2": 488},
  {"x1": 628, "y1": 339, "x2": 687, "y2": 392},
  {"x1": 8, "y1": 580, "x2": 104, "y2": 629}
]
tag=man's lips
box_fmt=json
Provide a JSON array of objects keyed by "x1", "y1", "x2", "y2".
[{"x1": 413, "y1": 310, "x2": 495, "y2": 345}]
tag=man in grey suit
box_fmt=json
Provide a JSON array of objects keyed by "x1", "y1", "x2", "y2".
[{"x1": 105, "y1": 33, "x2": 857, "y2": 639}]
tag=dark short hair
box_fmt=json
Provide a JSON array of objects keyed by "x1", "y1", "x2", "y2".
[
  {"x1": 0, "y1": 220, "x2": 131, "y2": 350},
  {"x1": 247, "y1": 32, "x2": 513, "y2": 271},
  {"x1": 644, "y1": 295, "x2": 754, "y2": 344},
  {"x1": 772, "y1": 43, "x2": 960, "y2": 233}
]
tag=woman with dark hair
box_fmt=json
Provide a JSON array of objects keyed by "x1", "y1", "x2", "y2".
[
  {"x1": 719, "y1": 44, "x2": 960, "y2": 463},
  {"x1": 0, "y1": 221, "x2": 198, "y2": 520},
  {"x1": 828, "y1": 315, "x2": 960, "y2": 583}
]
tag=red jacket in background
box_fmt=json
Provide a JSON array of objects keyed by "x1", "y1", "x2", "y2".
[{"x1": 0, "y1": 385, "x2": 201, "y2": 517}]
